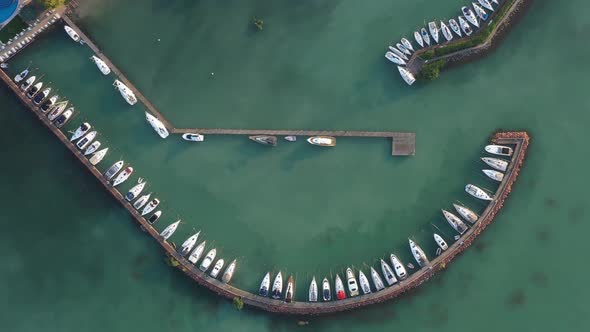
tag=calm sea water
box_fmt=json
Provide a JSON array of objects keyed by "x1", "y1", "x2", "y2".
[{"x1": 1, "y1": 0, "x2": 589, "y2": 330}]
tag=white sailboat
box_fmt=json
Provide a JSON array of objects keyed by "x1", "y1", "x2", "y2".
[
  {"x1": 90, "y1": 55, "x2": 111, "y2": 75},
  {"x1": 113, "y1": 79, "x2": 137, "y2": 105},
  {"x1": 160, "y1": 220, "x2": 181, "y2": 240},
  {"x1": 453, "y1": 203, "x2": 479, "y2": 224},
  {"x1": 370, "y1": 267, "x2": 385, "y2": 291},
  {"x1": 440, "y1": 21, "x2": 453, "y2": 41},
  {"x1": 133, "y1": 193, "x2": 151, "y2": 210},
  {"x1": 89, "y1": 148, "x2": 108, "y2": 166},
  {"x1": 259, "y1": 272, "x2": 271, "y2": 297},
  {"x1": 434, "y1": 233, "x2": 449, "y2": 251},
  {"x1": 380, "y1": 259, "x2": 397, "y2": 286},
  {"x1": 83, "y1": 141, "x2": 101, "y2": 156},
  {"x1": 199, "y1": 248, "x2": 217, "y2": 272},
  {"x1": 309, "y1": 277, "x2": 318, "y2": 302},
  {"x1": 271, "y1": 272, "x2": 283, "y2": 299},
  {"x1": 221, "y1": 259, "x2": 237, "y2": 283},
  {"x1": 462, "y1": 6, "x2": 480, "y2": 27},
  {"x1": 420, "y1": 28, "x2": 431, "y2": 46},
  {"x1": 472, "y1": 3, "x2": 489, "y2": 21},
  {"x1": 401, "y1": 38, "x2": 414, "y2": 52},
  {"x1": 465, "y1": 184, "x2": 493, "y2": 201},
  {"x1": 145, "y1": 112, "x2": 169, "y2": 139},
  {"x1": 483, "y1": 169, "x2": 504, "y2": 182},
  {"x1": 442, "y1": 209, "x2": 468, "y2": 234},
  {"x1": 64, "y1": 25, "x2": 80, "y2": 42},
  {"x1": 398, "y1": 66, "x2": 416, "y2": 86},
  {"x1": 112, "y1": 166, "x2": 133, "y2": 187},
  {"x1": 125, "y1": 181, "x2": 146, "y2": 201},
  {"x1": 396, "y1": 42, "x2": 411, "y2": 56},
  {"x1": 358, "y1": 270, "x2": 372, "y2": 294},
  {"x1": 458, "y1": 16, "x2": 473, "y2": 36},
  {"x1": 414, "y1": 31, "x2": 424, "y2": 48},
  {"x1": 390, "y1": 254, "x2": 408, "y2": 280},
  {"x1": 409, "y1": 239, "x2": 429, "y2": 267},
  {"x1": 179, "y1": 232, "x2": 200, "y2": 256},
  {"x1": 47, "y1": 102, "x2": 69, "y2": 121},
  {"x1": 385, "y1": 51, "x2": 406, "y2": 66},
  {"x1": 335, "y1": 274, "x2": 346, "y2": 300},
  {"x1": 210, "y1": 259, "x2": 225, "y2": 278},
  {"x1": 188, "y1": 241, "x2": 206, "y2": 264},
  {"x1": 428, "y1": 21, "x2": 439, "y2": 43},
  {"x1": 449, "y1": 19, "x2": 462, "y2": 37},
  {"x1": 387, "y1": 46, "x2": 408, "y2": 61},
  {"x1": 478, "y1": 0, "x2": 494, "y2": 11},
  {"x1": 141, "y1": 198, "x2": 160, "y2": 215},
  {"x1": 481, "y1": 157, "x2": 508, "y2": 171}
]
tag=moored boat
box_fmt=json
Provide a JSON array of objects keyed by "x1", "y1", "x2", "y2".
[
  {"x1": 125, "y1": 181, "x2": 146, "y2": 201},
  {"x1": 26, "y1": 81, "x2": 42, "y2": 98},
  {"x1": 478, "y1": 0, "x2": 494, "y2": 11},
  {"x1": 145, "y1": 112, "x2": 169, "y2": 139},
  {"x1": 284, "y1": 135, "x2": 297, "y2": 142},
  {"x1": 458, "y1": 16, "x2": 473, "y2": 36},
  {"x1": 188, "y1": 240, "x2": 206, "y2": 264},
  {"x1": 259, "y1": 272, "x2": 271, "y2": 297},
  {"x1": 47, "y1": 102, "x2": 68, "y2": 121},
  {"x1": 90, "y1": 55, "x2": 111, "y2": 75},
  {"x1": 409, "y1": 238, "x2": 429, "y2": 267},
  {"x1": 428, "y1": 21, "x2": 439, "y2": 43},
  {"x1": 83, "y1": 141, "x2": 101, "y2": 156},
  {"x1": 112, "y1": 166, "x2": 133, "y2": 186},
  {"x1": 147, "y1": 210, "x2": 162, "y2": 224},
  {"x1": 335, "y1": 274, "x2": 346, "y2": 300},
  {"x1": 199, "y1": 248, "x2": 217, "y2": 272},
  {"x1": 40, "y1": 94, "x2": 58, "y2": 112},
  {"x1": 449, "y1": 19, "x2": 462, "y2": 37},
  {"x1": 64, "y1": 25, "x2": 80, "y2": 42},
  {"x1": 401, "y1": 38, "x2": 414, "y2": 52},
  {"x1": 322, "y1": 278, "x2": 331, "y2": 301},
  {"x1": 133, "y1": 192, "x2": 151, "y2": 210},
  {"x1": 440, "y1": 21, "x2": 453, "y2": 41},
  {"x1": 465, "y1": 184, "x2": 493, "y2": 201},
  {"x1": 388, "y1": 46, "x2": 408, "y2": 60},
  {"x1": 53, "y1": 109, "x2": 73, "y2": 128},
  {"x1": 434, "y1": 233, "x2": 449, "y2": 250},
  {"x1": 210, "y1": 259, "x2": 225, "y2": 278},
  {"x1": 160, "y1": 220, "x2": 180, "y2": 240},
  {"x1": 89, "y1": 148, "x2": 108, "y2": 166},
  {"x1": 358, "y1": 270, "x2": 371, "y2": 294},
  {"x1": 179, "y1": 232, "x2": 200, "y2": 256},
  {"x1": 70, "y1": 122, "x2": 91, "y2": 141},
  {"x1": 271, "y1": 272, "x2": 283, "y2": 299},
  {"x1": 182, "y1": 133, "x2": 204, "y2": 142},
  {"x1": 380, "y1": 259, "x2": 397, "y2": 286},
  {"x1": 307, "y1": 136, "x2": 336, "y2": 147},
  {"x1": 414, "y1": 31, "x2": 424, "y2": 48},
  {"x1": 20, "y1": 75, "x2": 35, "y2": 91},
  {"x1": 141, "y1": 198, "x2": 160, "y2": 215},
  {"x1": 249, "y1": 135, "x2": 277, "y2": 146},
  {"x1": 453, "y1": 203, "x2": 479, "y2": 223},
  {"x1": 14, "y1": 67, "x2": 29, "y2": 83},
  {"x1": 485, "y1": 144, "x2": 513, "y2": 156},
  {"x1": 442, "y1": 209, "x2": 469, "y2": 234},
  {"x1": 385, "y1": 51, "x2": 406, "y2": 66},
  {"x1": 309, "y1": 277, "x2": 318, "y2": 302},
  {"x1": 346, "y1": 267, "x2": 359, "y2": 297},
  {"x1": 396, "y1": 42, "x2": 411, "y2": 56},
  {"x1": 76, "y1": 131, "x2": 97, "y2": 150},
  {"x1": 398, "y1": 66, "x2": 416, "y2": 86},
  {"x1": 284, "y1": 276, "x2": 294, "y2": 303},
  {"x1": 222, "y1": 259, "x2": 237, "y2": 283},
  {"x1": 483, "y1": 169, "x2": 504, "y2": 182},
  {"x1": 390, "y1": 254, "x2": 408, "y2": 280},
  {"x1": 472, "y1": 2, "x2": 489, "y2": 21},
  {"x1": 461, "y1": 6, "x2": 480, "y2": 27},
  {"x1": 481, "y1": 157, "x2": 508, "y2": 171},
  {"x1": 420, "y1": 28, "x2": 431, "y2": 46},
  {"x1": 33, "y1": 87, "x2": 50, "y2": 105},
  {"x1": 370, "y1": 267, "x2": 385, "y2": 291},
  {"x1": 113, "y1": 79, "x2": 137, "y2": 105}
]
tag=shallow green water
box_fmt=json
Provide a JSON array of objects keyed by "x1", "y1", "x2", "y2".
[{"x1": 1, "y1": 0, "x2": 589, "y2": 330}]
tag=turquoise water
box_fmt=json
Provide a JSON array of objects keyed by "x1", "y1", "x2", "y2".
[{"x1": 1, "y1": 0, "x2": 589, "y2": 331}]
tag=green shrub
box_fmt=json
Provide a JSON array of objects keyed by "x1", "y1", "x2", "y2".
[
  {"x1": 233, "y1": 297, "x2": 244, "y2": 310},
  {"x1": 417, "y1": 59, "x2": 446, "y2": 81}
]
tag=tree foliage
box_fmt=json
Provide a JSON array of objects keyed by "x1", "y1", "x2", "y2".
[{"x1": 40, "y1": 0, "x2": 67, "y2": 9}]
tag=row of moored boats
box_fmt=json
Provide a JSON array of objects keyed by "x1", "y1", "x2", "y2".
[{"x1": 0, "y1": 12, "x2": 61, "y2": 63}]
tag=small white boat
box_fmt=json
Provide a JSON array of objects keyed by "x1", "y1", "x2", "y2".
[
  {"x1": 459, "y1": 16, "x2": 473, "y2": 36},
  {"x1": 309, "y1": 277, "x2": 318, "y2": 302},
  {"x1": 76, "y1": 131, "x2": 97, "y2": 150},
  {"x1": 409, "y1": 238, "x2": 429, "y2": 267},
  {"x1": 113, "y1": 80, "x2": 137, "y2": 105},
  {"x1": 481, "y1": 157, "x2": 508, "y2": 171},
  {"x1": 420, "y1": 28, "x2": 431, "y2": 46},
  {"x1": 485, "y1": 144, "x2": 513, "y2": 156},
  {"x1": 259, "y1": 272, "x2": 271, "y2": 297},
  {"x1": 160, "y1": 220, "x2": 181, "y2": 240},
  {"x1": 83, "y1": 141, "x2": 101, "y2": 156},
  {"x1": 14, "y1": 67, "x2": 29, "y2": 83},
  {"x1": 89, "y1": 148, "x2": 108, "y2": 166},
  {"x1": 40, "y1": 94, "x2": 58, "y2": 113},
  {"x1": 428, "y1": 21, "x2": 439, "y2": 43},
  {"x1": 70, "y1": 122, "x2": 91, "y2": 141},
  {"x1": 370, "y1": 267, "x2": 385, "y2": 291},
  {"x1": 284, "y1": 276, "x2": 294, "y2": 303},
  {"x1": 210, "y1": 259, "x2": 225, "y2": 278},
  {"x1": 147, "y1": 210, "x2": 161, "y2": 224},
  {"x1": 188, "y1": 240, "x2": 206, "y2": 264},
  {"x1": 453, "y1": 203, "x2": 479, "y2": 223},
  {"x1": 90, "y1": 55, "x2": 110, "y2": 75},
  {"x1": 380, "y1": 259, "x2": 397, "y2": 286},
  {"x1": 199, "y1": 248, "x2": 217, "y2": 272},
  {"x1": 335, "y1": 274, "x2": 346, "y2": 300},
  {"x1": 442, "y1": 209, "x2": 469, "y2": 234},
  {"x1": 449, "y1": 19, "x2": 462, "y2": 37},
  {"x1": 54, "y1": 109, "x2": 73, "y2": 128},
  {"x1": 145, "y1": 112, "x2": 169, "y2": 139},
  {"x1": 462, "y1": 6, "x2": 480, "y2": 27},
  {"x1": 112, "y1": 166, "x2": 133, "y2": 187},
  {"x1": 271, "y1": 272, "x2": 283, "y2": 299},
  {"x1": 385, "y1": 51, "x2": 406, "y2": 66},
  {"x1": 398, "y1": 66, "x2": 416, "y2": 86},
  {"x1": 47, "y1": 102, "x2": 68, "y2": 121},
  {"x1": 478, "y1": 0, "x2": 494, "y2": 11},
  {"x1": 284, "y1": 135, "x2": 297, "y2": 142},
  {"x1": 387, "y1": 46, "x2": 408, "y2": 61},
  {"x1": 434, "y1": 233, "x2": 449, "y2": 250},
  {"x1": 440, "y1": 21, "x2": 453, "y2": 41},
  {"x1": 307, "y1": 136, "x2": 336, "y2": 147},
  {"x1": 346, "y1": 268, "x2": 359, "y2": 297},
  {"x1": 322, "y1": 278, "x2": 331, "y2": 301},
  {"x1": 472, "y1": 3, "x2": 489, "y2": 21},
  {"x1": 358, "y1": 270, "x2": 371, "y2": 294},
  {"x1": 26, "y1": 81, "x2": 42, "y2": 98},
  {"x1": 401, "y1": 38, "x2": 414, "y2": 52},
  {"x1": 414, "y1": 31, "x2": 424, "y2": 48},
  {"x1": 179, "y1": 232, "x2": 200, "y2": 256},
  {"x1": 221, "y1": 259, "x2": 237, "y2": 283},
  {"x1": 396, "y1": 42, "x2": 411, "y2": 56},
  {"x1": 124, "y1": 181, "x2": 146, "y2": 201},
  {"x1": 465, "y1": 184, "x2": 493, "y2": 201},
  {"x1": 390, "y1": 254, "x2": 408, "y2": 280},
  {"x1": 33, "y1": 87, "x2": 50, "y2": 105},
  {"x1": 64, "y1": 25, "x2": 80, "y2": 42},
  {"x1": 141, "y1": 198, "x2": 160, "y2": 215},
  {"x1": 483, "y1": 169, "x2": 504, "y2": 182},
  {"x1": 182, "y1": 133, "x2": 204, "y2": 142}
]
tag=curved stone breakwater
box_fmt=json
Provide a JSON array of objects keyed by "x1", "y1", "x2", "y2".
[{"x1": 0, "y1": 68, "x2": 530, "y2": 315}]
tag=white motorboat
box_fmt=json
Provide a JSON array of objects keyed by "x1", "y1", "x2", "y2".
[
  {"x1": 442, "y1": 209, "x2": 469, "y2": 234},
  {"x1": 33, "y1": 87, "x2": 50, "y2": 105},
  {"x1": 453, "y1": 203, "x2": 479, "y2": 223},
  {"x1": 141, "y1": 198, "x2": 160, "y2": 215},
  {"x1": 428, "y1": 21, "x2": 439, "y2": 43},
  {"x1": 462, "y1": 6, "x2": 480, "y2": 27},
  {"x1": 89, "y1": 148, "x2": 108, "y2": 166},
  {"x1": 309, "y1": 277, "x2": 318, "y2": 302},
  {"x1": 83, "y1": 141, "x2": 101, "y2": 156},
  {"x1": 408, "y1": 238, "x2": 429, "y2": 267},
  {"x1": 188, "y1": 240, "x2": 206, "y2": 264},
  {"x1": 104, "y1": 161, "x2": 123, "y2": 181},
  {"x1": 160, "y1": 220, "x2": 181, "y2": 240},
  {"x1": 54, "y1": 109, "x2": 73, "y2": 128},
  {"x1": 385, "y1": 51, "x2": 406, "y2": 66},
  {"x1": 145, "y1": 112, "x2": 169, "y2": 139},
  {"x1": 458, "y1": 16, "x2": 473, "y2": 36},
  {"x1": 284, "y1": 276, "x2": 294, "y2": 303},
  {"x1": 483, "y1": 169, "x2": 504, "y2": 182},
  {"x1": 335, "y1": 274, "x2": 346, "y2": 300},
  {"x1": 64, "y1": 25, "x2": 80, "y2": 42},
  {"x1": 398, "y1": 66, "x2": 416, "y2": 86},
  {"x1": 380, "y1": 259, "x2": 397, "y2": 286},
  {"x1": 472, "y1": 3, "x2": 489, "y2": 21},
  {"x1": 396, "y1": 42, "x2": 411, "y2": 56},
  {"x1": 147, "y1": 210, "x2": 161, "y2": 224},
  {"x1": 307, "y1": 136, "x2": 336, "y2": 147},
  {"x1": 401, "y1": 38, "x2": 414, "y2": 52},
  {"x1": 322, "y1": 278, "x2": 331, "y2": 301},
  {"x1": 210, "y1": 259, "x2": 225, "y2": 278},
  {"x1": 414, "y1": 31, "x2": 424, "y2": 48},
  {"x1": 182, "y1": 133, "x2": 204, "y2": 142},
  {"x1": 478, "y1": 0, "x2": 494, "y2": 11},
  {"x1": 47, "y1": 102, "x2": 68, "y2": 121},
  {"x1": 199, "y1": 248, "x2": 216, "y2": 272},
  {"x1": 390, "y1": 254, "x2": 408, "y2": 280},
  {"x1": 113, "y1": 79, "x2": 137, "y2": 105},
  {"x1": 481, "y1": 157, "x2": 508, "y2": 171},
  {"x1": 271, "y1": 272, "x2": 283, "y2": 299},
  {"x1": 440, "y1": 21, "x2": 453, "y2": 41},
  {"x1": 387, "y1": 46, "x2": 408, "y2": 61},
  {"x1": 70, "y1": 122, "x2": 91, "y2": 141},
  {"x1": 26, "y1": 81, "x2": 42, "y2": 98},
  {"x1": 40, "y1": 94, "x2": 58, "y2": 113},
  {"x1": 358, "y1": 270, "x2": 371, "y2": 294},
  {"x1": 179, "y1": 232, "x2": 200, "y2": 256},
  {"x1": 259, "y1": 272, "x2": 271, "y2": 297},
  {"x1": 284, "y1": 135, "x2": 297, "y2": 142},
  {"x1": 14, "y1": 67, "x2": 29, "y2": 83},
  {"x1": 449, "y1": 19, "x2": 462, "y2": 37},
  {"x1": 465, "y1": 184, "x2": 493, "y2": 201},
  {"x1": 420, "y1": 28, "x2": 431, "y2": 46},
  {"x1": 124, "y1": 180, "x2": 146, "y2": 201},
  {"x1": 76, "y1": 131, "x2": 97, "y2": 150},
  {"x1": 434, "y1": 233, "x2": 449, "y2": 251},
  {"x1": 485, "y1": 144, "x2": 513, "y2": 156},
  {"x1": 346, "y1": 267, "x2": 359, "y2": 297},
  {"x1": 112, "y1": 166, "x2": 133, "y2": 186},
  {"x1": 222, "y1": 259, "x2": 237, "y2": 283},
  {"x1": 90, "y1": 55, "x2": 111, "y2": 75},
  {"x1": 370, "y1": 267, "x2": 385, "y2": 291}
]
